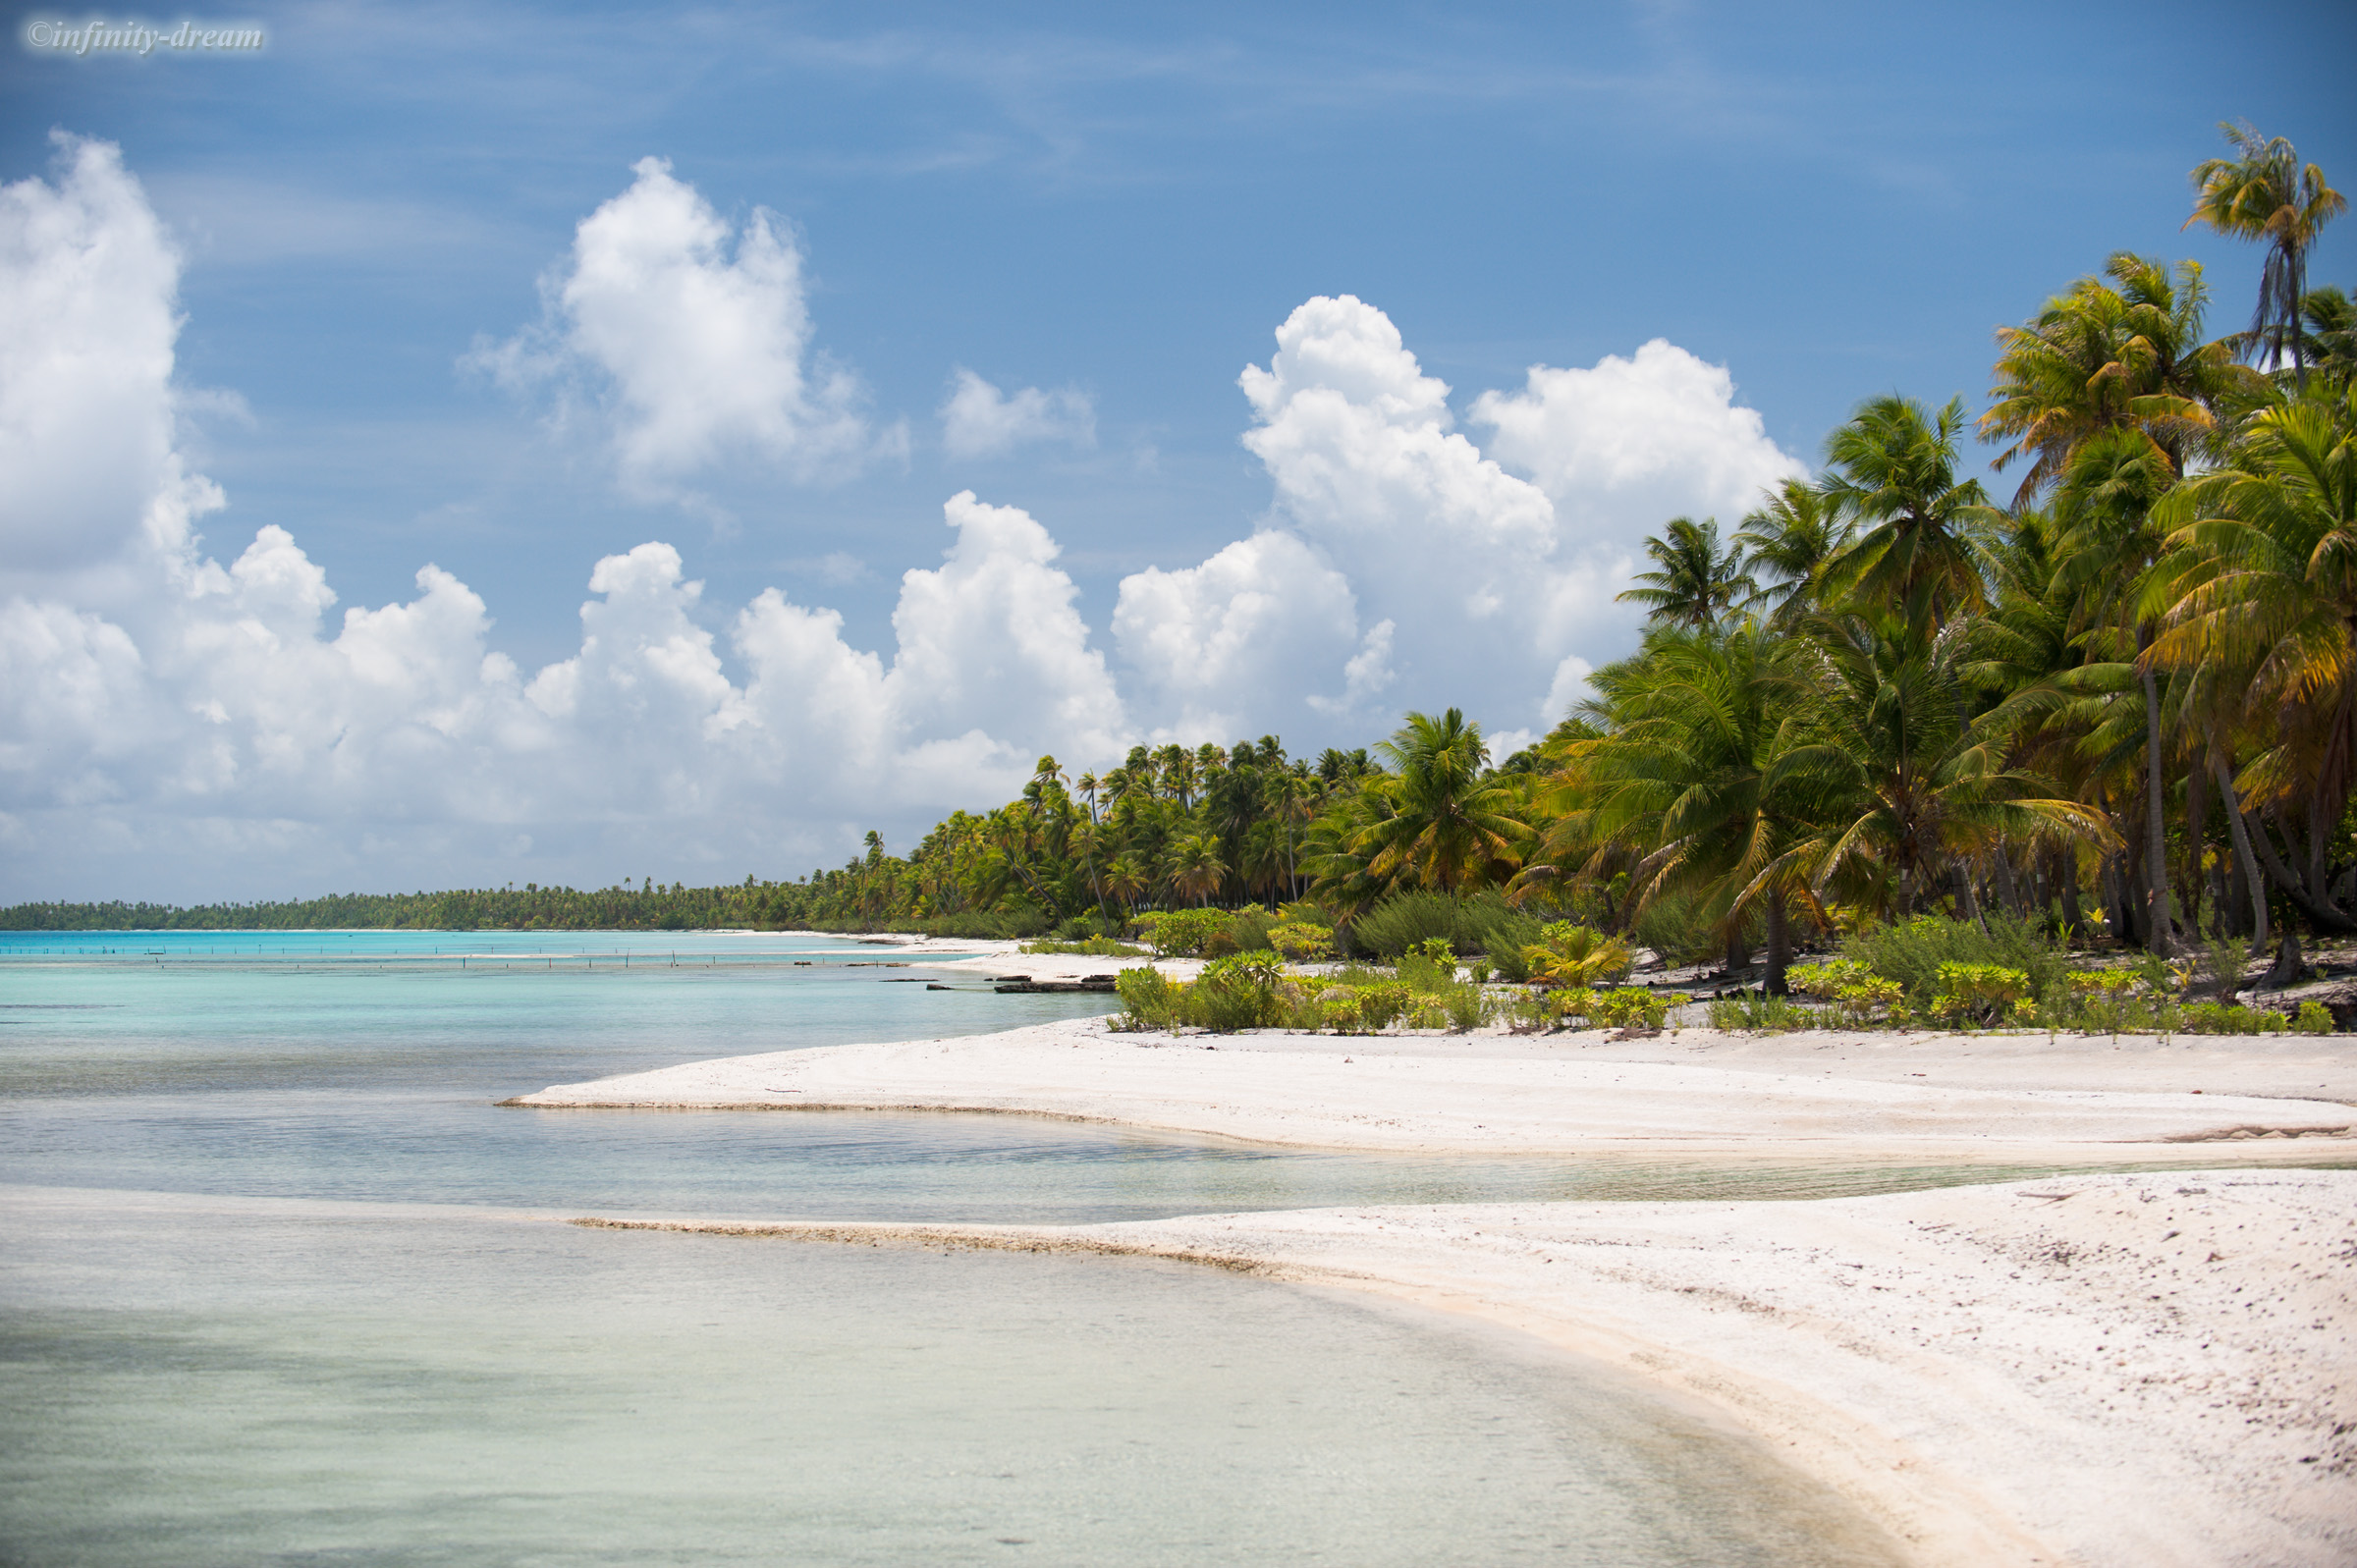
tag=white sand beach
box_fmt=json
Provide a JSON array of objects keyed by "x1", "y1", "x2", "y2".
[
  {"x1": 511, "y1": 1012, "x2": 2357, "y2": 1163},
  {"x1": 516, "y1": 982, "x2": 2357, "y2": 1568}
]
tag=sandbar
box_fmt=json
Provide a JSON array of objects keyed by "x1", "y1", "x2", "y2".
[{"x1": 516, "y1": 999, "x2": 2357, "y2": 1566}]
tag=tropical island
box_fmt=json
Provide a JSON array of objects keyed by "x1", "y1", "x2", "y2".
[
  {"x1": 13, "y1": 126, "x2": 2357, "y2": 1567},
  {"x1": 504, "y1": 128, "x2": 2357, "y2": 1568},
  {"x1": 20, "y1": 130, "x2": 2356, "y2": 1039}
]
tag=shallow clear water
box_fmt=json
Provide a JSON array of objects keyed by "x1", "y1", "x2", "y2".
[{"x1": 0, "y1": 930, "x2": 1920, "y2": 1563}]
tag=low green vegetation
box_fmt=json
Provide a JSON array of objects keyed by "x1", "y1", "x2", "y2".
[
  {"x1": 1018, "y1": 935, "x2": 1149, "y2": 958},
  {"x1": 1112, "y1": 934, "x2": 1681, "y2": 1037}
]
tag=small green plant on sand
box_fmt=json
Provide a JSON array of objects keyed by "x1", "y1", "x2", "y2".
[
  {"x1": 2179, "y1": 1001, "x2": 2288, "y2": 1036},
  {"x1": 1521, "y1": 923, "x2": 1632, "y2": 988},
  {"x1": 1707, "y1": 990, "x2": 1816, "y2": 1032},
  {"x1": 1595, "y1": 988, "x2": 1672, "y2": 1030},
  {"x1": 1397, "y1": 937, "x2": 1462, "y2": 993},
  {"x1": 1267, "y1": 922, "x2": 1336, "y2": 962},
  {"x1": 1021, "y1": 935, "x2": 1149, "y2": 957},
  {"x1": 1112, "y1": 966, "x2": 1183, "y2": 1030},
  {"x1": 1550, "y1": 987, "x2": 1599, "y2": 1026},
  {"x1": 2295, "y1": 1000, "x2": 2335, "y2": 1035},
  {"x1": 1187, "y1": 952, "x2": 1288, "y2": 1031},
  {"x1": 1789, "y1": 960, "x2": 1908, "y2": 1027},
  {"x1": 1929, "y1": 963, "x2": 2033, "y2": 1028},
  {"x1": 1499, "y1": 987, "x2": 1560, "y2": 1033}
]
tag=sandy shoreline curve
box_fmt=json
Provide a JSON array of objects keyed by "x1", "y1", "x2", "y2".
[
  {"x1": 574, "y1": 1170, "x2": 2353, "y2": 1568},
  {"x1": 505, "y1": 1010, "x2": 2357, "y2": 1163},
  {"x1": 514, "y1": 992, "x2": 2357, "y2": 1566}
]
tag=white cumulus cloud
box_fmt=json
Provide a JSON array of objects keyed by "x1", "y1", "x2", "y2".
[
  {"x1": 1112, "y1": 530, "x2": 1362, "y2": 738},
  {"x1": 1108, "y1": 296, "x2": 1808, "y2": 735},
  {"x1": 939, "y1": 368, "x2": 1095, "y2": 458},
  {"x1": 1470, "y1": 338, "x2": 1807, "y2": 540},
  {"x1": 0, "y1": 135, "x2": 221, "y2": 577},
  {"x1": 2, "y1": 141, "x2": 1812, "y2": 900},
  {"x1": 0, "y1": 142, "x2": 1132, "y2": 898},
  {"x1": 471, "y1": 157, "x2": 888, "y2": 500}
]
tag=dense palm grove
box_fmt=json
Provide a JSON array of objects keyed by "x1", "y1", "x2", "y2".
[
  {"x1": 10, "y1": 128, "x2": 2353, "y2": 967},
  {"x1": 787, "y1": 126, "x2": 2357, "y2": 987}
]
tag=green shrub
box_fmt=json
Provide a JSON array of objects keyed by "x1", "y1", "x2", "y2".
[
  {"x1": 1315, "y1": 989, "x2": 1363, "y2": 1032},
  {"x1": 1595, "y1": 988, "x2": 1672, "y2": 1030},
  {"x1": 2180, "y1": 1001, "x2": 2286, "y2": 1036},
  {"x1": 1522, "y1": 921, "x2": 1632, "y2": 987},
  {"x1": 1442, "y1": 984, "x2": 1491, "y2": 1032},
  {"x1": 1628, "y1": 888, "x2": 1723, "y2": 968},
  {"x1": 1134, "y1": 908, "x2": 1233, "y2": 956},
  {"x1": 1227, "y1": 907, "x2": 1279, "y2": 952},
  {"x1": 1113, "y1": 966, "x2": 1183, "y2": 1030},
  {"x1": 1844, "y1": 914, "x2": 2067, "y2": 1008},
  {"x1": 1707, "y1": 990, "x2": 1818, "y2": 1032},
  {"x1": 1456, "y1": 893, "x2": 1546, "y2": 975},
  {"x1": 1397, "y1": 938, "x2": 1461, "y2": 994},
  {"x1": 1020, "y1": 935, "x2": 1149, "y2": 957},
  {"x1": 1201, "y1": 929, "x2": 1239, "y2": 957},
  {"x1": 1350, "y1": 980, "x2": 1416, "y2": 1031},
  {"x1": 1789, "y1": 960, "x2": 1907, "y2": 1026},
  {"x1": 1267, "y1": 922, "x2": 1336, "y2": 962},
  {"x1": 1551, "y1": 986, "x2": 1600, "y2": 1027},
  {"x1": 2295, "y1": 1000, "x2": 2335, "y2": 1035},
  {"x1": 1188, "y1": 952, "x2": 1288, "y2": 1031},
  {"x1": 1347, "y1": 890, "x2": 1543, "y2": 964},
  {"x1": 1499, "y1": 987, "x2": 1559, "y2": 1033},
  {"x1": 1929, "y1": 963, "x2": 2033, "y2": 1027},
  {"x1": 1348, "y1": 891, "x2": 1466, "y2": 958}
]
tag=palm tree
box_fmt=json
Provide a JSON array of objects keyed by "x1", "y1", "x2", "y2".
[
  {"x1": 1617, "y1": 516, "x2": 1753, "y2": 629},
  {"x1": 1104, "y1": 853, "x2": 1150, "y2": 914},
  {"x1": 1765, "y1": 611, "x2": 2112, "y2": 922},
  {"x1": 1267, "y1": 764, "x2": 1313, "y2": 899},
  {"x1": 1349, "y1": 708, "x2": 1528, "y2": 893},
  {"x1": 1965, "y1": 508, "x2": 2102, "y2": 932},
  {"x1": 2047, "y1": 426, "x2": 2196, "y2": 952},
  {"x1": 1735, "y1": 478, "x2": 1848, "y2": 625},
  {"x1": 2145, "y1": 380, "x2": 2357, "y2": 934},
  {"x1": 1977, "y1": 252, "x2": 2252, "y2": 953},
  {"x1": 1161, "y1": 747, "x2": 1200, "y2": 810},
  {"x1": 1561, "y1": 623, "x2": 1813, "y2": 989},
  {"x1": 1818, "y1": 395, "x2": 1992, "y2": 618},
  {"x1": 1981, "y1": 253, "x2": 2248, "y2": 504},
  {"x1": 2303, "y1": 286, "x2": 2357, "y2": 387},
  {"x1": 1168, "y1": 833, "x2": 1228, "y2": 907},
  {"x1": 2188, "y1": 123, "x2": 2346, "y2": 386}
]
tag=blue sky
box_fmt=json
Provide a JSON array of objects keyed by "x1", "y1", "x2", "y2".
[{"x1": 2, "y1": 0, "x2": 2351, "y2": 898}]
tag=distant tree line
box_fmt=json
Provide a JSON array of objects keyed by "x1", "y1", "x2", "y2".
[{"x1": 1, "y1": 880, "x2": 802, "y2": 933}]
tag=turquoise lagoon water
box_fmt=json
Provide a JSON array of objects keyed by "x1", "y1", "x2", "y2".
[{"x1": 0, "y1": 930, "x2": 1907, "y2": 1564}]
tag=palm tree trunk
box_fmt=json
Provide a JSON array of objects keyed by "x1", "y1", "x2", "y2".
[
  {"x1": 2306, "y1": 791, "x2": 2333, "y2": 905},
  {"x1": 1954, "y1": 862, "x2": 1986, "y2": 931},
  {"x1": 2244, "y1": 803, "x2": 2357, "y2": 934},
  {"x1": 2140, "y1": 666, "x2": 2172, "y2": 957},
  {"x1": 2266, "y1": 926, "x2": 2306, "y2": 989},
  {"x1": 2183, "y1": 763, "x2": 2209, "y2": 938},
  {"x1": 2104, "y1": 850, "x2": 2136, "y2": 945},
  {"x1": 1763, "y1": 896, "x2": 1790, "y2": 996},
  {"x1": 2052, "y1": 845, "x2": 2083, "y2": 938},
  {"x1": 1993, "y1": 851, "x2": 2024, "y2": 920},
  {"x1": 2210, "y1": 756, "x2": 2270, "y2": 951}
]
